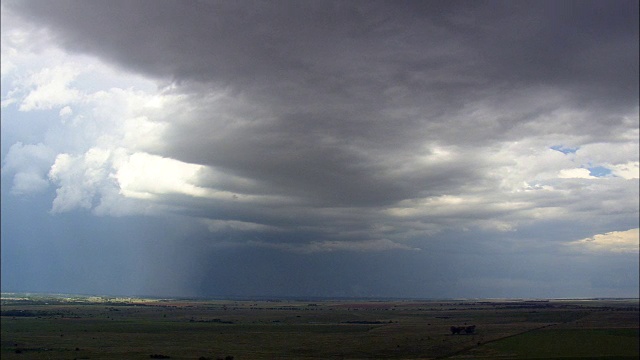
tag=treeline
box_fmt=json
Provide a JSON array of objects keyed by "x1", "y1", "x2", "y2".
[{"x1": 1, "y1": 309, "x2": 62, "y2": 317}]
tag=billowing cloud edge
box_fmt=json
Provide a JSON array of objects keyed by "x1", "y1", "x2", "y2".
[
  {"x1": 567, "y1": 228, "x2": 639, "y2": 253},
  {"x1": 249, "y1": 238, "x2": 421, "y2": 254}
]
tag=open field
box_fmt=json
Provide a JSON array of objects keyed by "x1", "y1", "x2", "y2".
[{"x1": 1, "y1": 294, "x2": 638, "y2": 359}]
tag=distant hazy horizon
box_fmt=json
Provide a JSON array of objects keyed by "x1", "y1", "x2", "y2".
[{"x1": 3, "y1": 291, "x2": 639, "y2": 303}]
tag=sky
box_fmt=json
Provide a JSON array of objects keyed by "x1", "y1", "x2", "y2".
[{"x1": 1, "y1": 0, "x2": 638, "y2": 299}]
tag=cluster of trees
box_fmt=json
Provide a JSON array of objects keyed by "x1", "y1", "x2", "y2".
[
  {"x1": 153, "y1": 355, "x2": 233, "y2": 360},
  {"x1": 450, "y1": 325, "x2": 476, "y2": 334}
]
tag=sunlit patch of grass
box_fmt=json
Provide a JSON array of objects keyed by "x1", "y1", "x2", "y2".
[{"x1": 482, "y1": 328, "x2": 639, "y2": 359}]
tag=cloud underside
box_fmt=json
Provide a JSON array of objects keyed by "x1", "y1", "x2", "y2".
[{"x1": 2, "y1": 0, "x2": 639, "y2": 253}]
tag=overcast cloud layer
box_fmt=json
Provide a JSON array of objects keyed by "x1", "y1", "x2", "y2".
[{"x1": 1, "y1": 0, "x2": 638, "y2": 298}]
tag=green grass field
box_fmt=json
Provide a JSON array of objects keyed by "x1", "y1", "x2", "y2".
[
  {"x1": 1, "y1": 295, "x2": 638, "y2": 359},
  {"x1": 469, "y1": 328, "x2": 639, "y2": 359}
]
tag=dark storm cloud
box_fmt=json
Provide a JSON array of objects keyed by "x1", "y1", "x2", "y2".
[
  {"x1": 11, "y1": 0, "x2": 631, "y2": 217},
  {"x1": 10, "y1": 0, "x2": 637, "y2": 102},
  {"x1": 8, "y1": 1, "x2": 637, "y2": 140},
  {"x1": 6, "y1": 0, "x2": 638, "y2": 213}
]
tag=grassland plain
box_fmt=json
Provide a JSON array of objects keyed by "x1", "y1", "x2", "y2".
[{"x1": 1, "y1": 294, "x2": 638, "y2": 359}]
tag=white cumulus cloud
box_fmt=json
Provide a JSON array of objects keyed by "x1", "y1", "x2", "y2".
[
  {"x1": 609, "y1": 161, "x2": 639, "y2": 180},
  {"x1": 48, "y1": 149, "x2": 112, "y2": 212},
  {"x1": 18, "y1": 65, "x2": 82, "y2": 111}
]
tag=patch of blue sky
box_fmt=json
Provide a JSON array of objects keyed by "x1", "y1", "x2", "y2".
[
  {"x1": 550, "y1": 145, "x2": 578, "y2": 154},
  {"x1": 588, "y1": 166, "x2": 612, "y2": 177}
]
